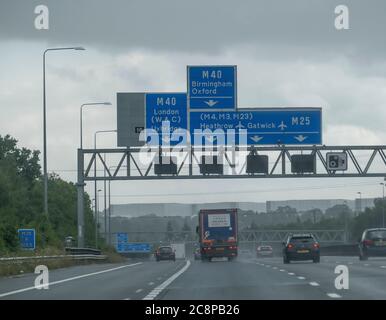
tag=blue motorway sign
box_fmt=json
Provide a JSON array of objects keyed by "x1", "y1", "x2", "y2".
[
  {"x1": 188, "y1": 66, "x2": 237, "y2": 110},
  {"x1": 145, "y1": 93, "x2": 187, "y2": 145},
  {"x1": 189, "y1": 108, "x2": 322, "y2": 145},
  {"x1": 116, "y1": 242, "x2": 151, "y2": 253},
  {"x1": 18, "y1": 229, "x2": 36, "y2": 250}
]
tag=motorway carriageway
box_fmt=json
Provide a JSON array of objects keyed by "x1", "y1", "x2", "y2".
[{"x1": 1, "y1": 255, "x2": 386, "y2": 299}]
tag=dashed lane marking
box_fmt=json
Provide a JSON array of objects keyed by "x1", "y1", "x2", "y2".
[
  {"x1": 143, "y1": 260, "x2": 191, "y2": 300},
  {"x1": 327, "y1": 293, "x2": 342, "y2": 299},
  {"x1": 309, "y1": 282, "x2": 320, "y2": 286}
]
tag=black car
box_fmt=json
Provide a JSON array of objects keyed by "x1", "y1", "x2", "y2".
[
  {"x1": 155, "y1": 246, "x2": 176, "y2": 261},
  {"x1": 359, "y1": 228, "x2": 386, "y2": 260},
  {"x1": 283, "y1": 233, "x2": 320, "y2": 264}
]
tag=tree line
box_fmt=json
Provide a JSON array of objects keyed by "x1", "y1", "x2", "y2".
[{"x1": 0, "y1": 134, "x2": 96, "y2": 254}]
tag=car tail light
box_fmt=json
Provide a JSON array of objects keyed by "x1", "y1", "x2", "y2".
[
  {"x1": 363, "y1": 239, "x2": 374, "y2": 246},
  {"x1": 229, "y1": 246, "x2": 237, "y2": 250},
  {"x1": 287, "y1": 243, "x2": 294, "y2": 249},
  {"x1": 313, "y1": 243, "x2": 320, "y2": 249}
]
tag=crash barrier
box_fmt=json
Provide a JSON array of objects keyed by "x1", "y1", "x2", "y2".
[
  {"x1": 0, "y1": 254, "x2": 106, "y2": 263},
  {"x1": 65, "y1": 247, "x2": 102, "y2": 255}
]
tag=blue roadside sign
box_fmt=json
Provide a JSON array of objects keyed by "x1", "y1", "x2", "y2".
[
  {"x1": 125, "y1": 243, "x2": 152, "y2": 253},
  {"x1": 188, "y1": 66, "x2": 237, "y2": 110},
  {"x1": 145, "y1": 93, "x2": 187, "y2": 145},
  {"x1": 18, "y1": 229, "x2": 36, "y2": 250},
  {"x1": 189, "y1": 108, "x2": 322, "y2": 145}
]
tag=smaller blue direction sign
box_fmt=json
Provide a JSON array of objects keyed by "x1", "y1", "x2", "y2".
[
  {"x1": 145, "y1": 93, "x2": 187, "y2": 145},
  {"x1": 18, "y1": 229, "x2": 36, "y2": 250},
  {"x1": 190, "y1": 108, "x2": 322, "y2": 145},
  {"x1": 125, "y1": 243, "x2": 151, "y2": 253},
  {"x1": 188, "y1": 66, "x2": 237, "y2": 110}
]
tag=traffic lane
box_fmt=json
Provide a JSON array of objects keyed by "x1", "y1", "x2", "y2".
[
  {"x1": 158, "y1": 258, "x2": 331, "y2": 300},
  {"x1": 256, "y1": 256, "x2": 386, "y2": 299},
  {"x1": 0, "y1": 260, "x2": 186, "y2": 300}
]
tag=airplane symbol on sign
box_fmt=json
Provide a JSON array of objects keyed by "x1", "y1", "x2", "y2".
[
  {"x1": 278, "y1": 121, "x2": 287, "y2": 130},
  {"x1": 235, "y1": 121, "x2": 245, "y2": 129}
]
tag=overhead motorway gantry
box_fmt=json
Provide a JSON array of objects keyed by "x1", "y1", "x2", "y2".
[
  {"x1": 75, "y1": 144, "x2": 386, "y2": 247},
  {"x1": 80, "y1": 144, "x2": 386, "y2": 181}
]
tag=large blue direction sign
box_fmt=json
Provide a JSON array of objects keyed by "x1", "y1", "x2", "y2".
[
  {"x1": 188, "y1": 66, "x2": 237, "y2": 110},
  {"x1": 145, "y1": 93, "x2": 187, "y2": 145},
  {"x1": 18, "y1": 229, "x2": 36, "y2": 250},
  {"x1": 190, "y1": 108, "x2": 322, "y2": 145}
]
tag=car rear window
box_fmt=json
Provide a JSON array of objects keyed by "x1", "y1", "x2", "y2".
[
  {"x1": 367, "y1": 230, "x2": 386, "y2": 239},
  {"x1": 159, "y1": 247, "x2": 172, "y2": 253},
  {"x1": 290, "y1": 236, "x2": 314, "y2": 243}
]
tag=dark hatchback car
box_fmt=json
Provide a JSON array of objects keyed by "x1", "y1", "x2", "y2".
[
  {"x1": 155, "y1": 246, "x2": 176, "y2": 262},
  {"x1": 359, "y1": 228, "x2": 386, "y2": 260},
  {"x1": 283, "y1": 233, "x2": 320, "y2": 264}
]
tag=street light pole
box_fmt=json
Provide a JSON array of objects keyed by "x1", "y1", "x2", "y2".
[
  {"x1": 96, "y1": 189, "x2": 102, "y2": 248},
  {"x1": 77, "y1": 101, "x2": 110, "y2": 248},
  {"x1": 80, "y1": 102, "x2": 111, "y2": 149},
  {"x1": 381, "y1": 183, "x2": 385, "y2": 228},
  {"x1": 94, "y1": 130, "x2": 117, "y2": 246},
  {"x1": 43, "y1": 46, "x2": 85, "y2": 217},
  {"x1": 357, "y1": 192, "x2": 362, "y2": 216}
]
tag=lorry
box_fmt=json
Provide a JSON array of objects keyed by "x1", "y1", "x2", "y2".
[{"x1": 198, "y1": 208, "x2": 238, "y2": 261}]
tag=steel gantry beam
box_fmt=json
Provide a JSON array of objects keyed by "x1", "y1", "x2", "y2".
[
  {"x1": 108, "y1": 230, "x2": 346, "y2": 244},
  {"x1": 80, "y1": 145, "x2": 386, "y2": 181},
  {"x1": 76, "y1": 145, "x2": 386, "y2": 247}
]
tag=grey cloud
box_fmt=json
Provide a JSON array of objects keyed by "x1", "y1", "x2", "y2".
[{"x1": 1, "y1": 0, "x2": 386, "y2": 62}]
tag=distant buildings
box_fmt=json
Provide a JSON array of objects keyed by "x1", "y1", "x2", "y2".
[{"x1": 109, "y1": 198, "x2": 376, "y2": 218}]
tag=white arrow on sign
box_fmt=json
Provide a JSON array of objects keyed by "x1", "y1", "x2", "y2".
[
  {"x1": 206, "y1": 136, "x2": 217, "y2": 143},
  {"x1": 250, "y1": 135, "x2": 264, "y2": 143},
  {"x1": 204, "y1": 100, "x2": 219, "y2": 107},
  {"x1": 294, "y1": 135, "x2": 308, "y2": 142}
]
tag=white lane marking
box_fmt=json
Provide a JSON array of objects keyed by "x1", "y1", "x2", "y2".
[
  {"x1": 380, "y1": 266, "x2": 386, "y2": 269},
  {"x1": 0, "y1": 262, "x2": 143, "y2": 298},
  {"x1": 279, "y1": 269, "x2": 285, "y2": 272},
  {"x1": 288, "y1": 272, "x2": 295, "y2": 276},
  {"x1": 327, "y1": 293, "x2": 342, "y2": 299},
  {"x1": 148, "y1": 282, "x2": 155, "y2": 286},
  {"x1": 135, "y1": 289, "x2": 143, "y2": 293},
  {"x1": 309, "y1": 282, "x2": 320, "y2": 286},
  {"x1": 143, "y1": 260, "x2": 191, "y2": 300},
  {"x1": 364, "y1": 264, "x2": 370, "y2": 267},
  {"x1": 124, "y1": 298, "x2": 131, "y2": 300},
  {"x1": 297, "y1": 276, "x2": 306, "y2": 280},
  {"x1": 272, "y1": 267, "x2": 278, "y2": 270}
]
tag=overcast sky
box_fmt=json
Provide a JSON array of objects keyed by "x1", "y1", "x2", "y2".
[{"x1": 1, "y1": 0, "x2": 386, "y2": 206}]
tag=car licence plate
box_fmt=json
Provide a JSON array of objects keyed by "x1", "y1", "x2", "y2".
[{"x1": 297, "y1": 250, "x2": 309, "y2": 253}]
